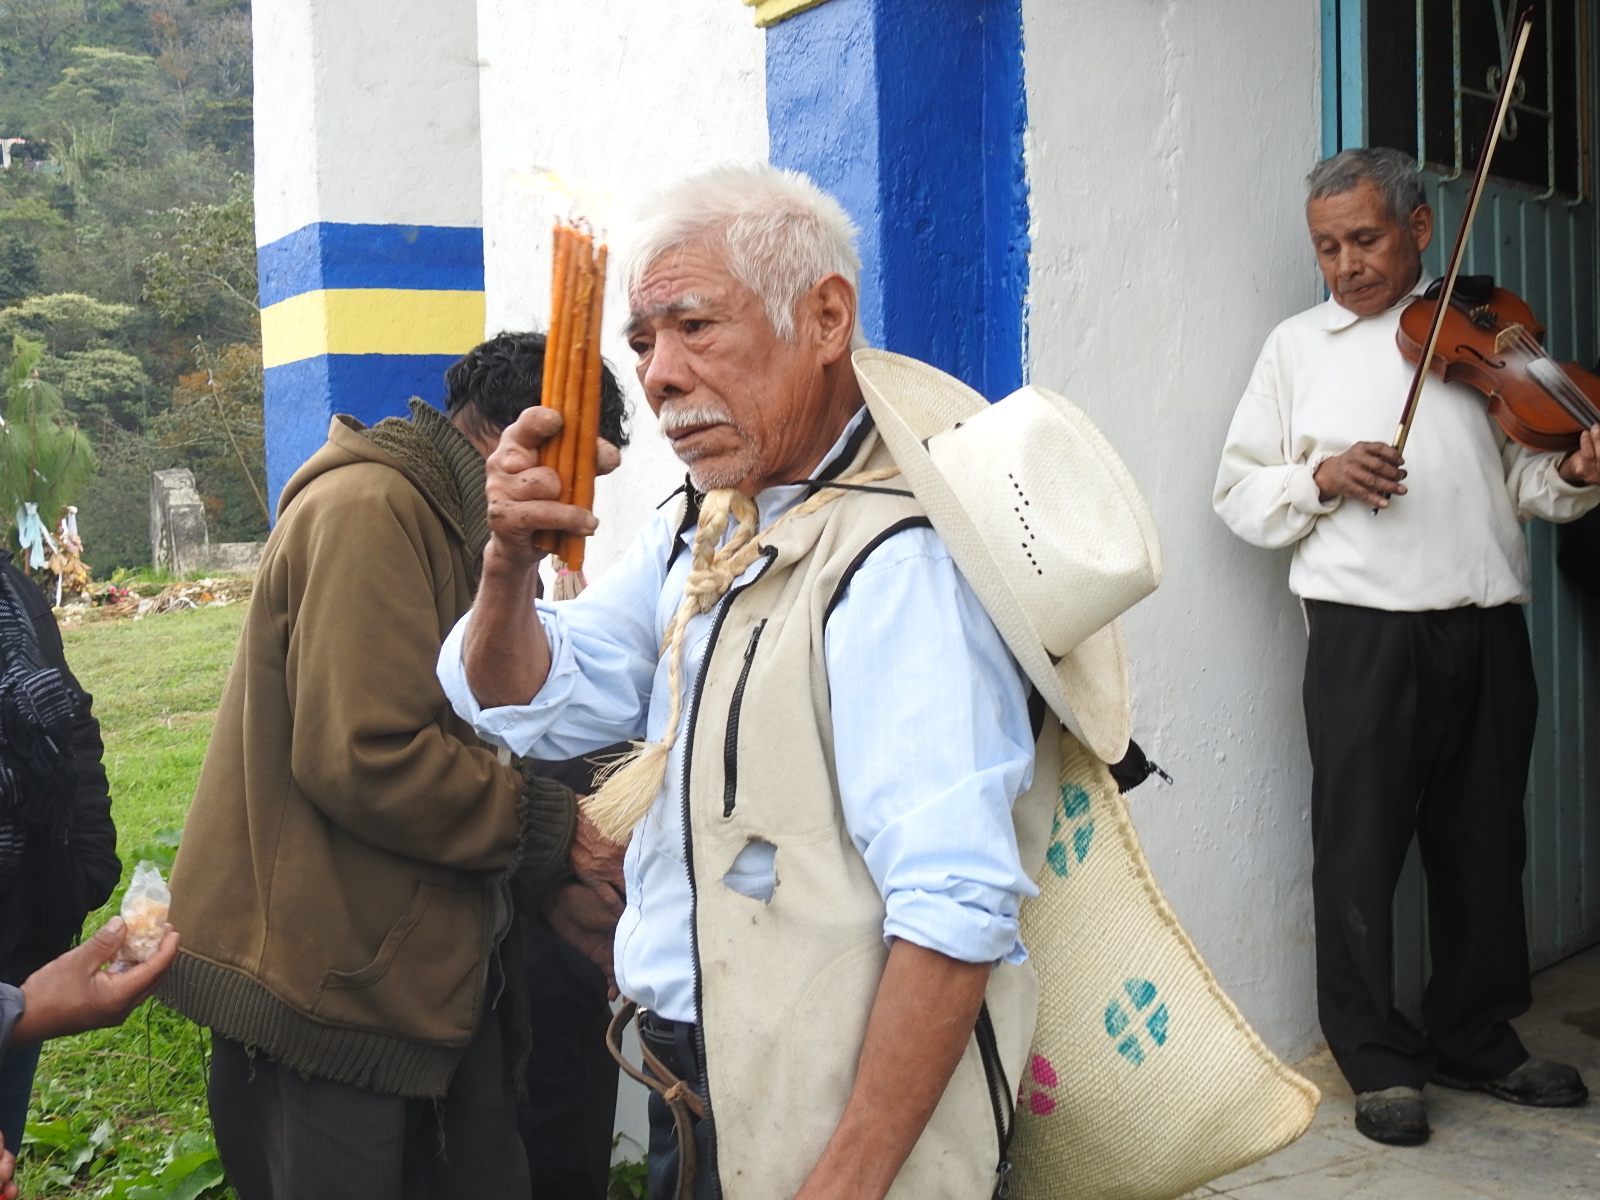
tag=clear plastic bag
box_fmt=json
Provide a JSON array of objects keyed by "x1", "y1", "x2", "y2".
[{"x1": 112, "y1": 861, "x2": 170, "y2": 971}]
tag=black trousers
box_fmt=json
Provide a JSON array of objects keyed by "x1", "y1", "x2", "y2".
[
  {"x1": 639, "y1": 1012, "x2": 719, "y2": 1200},
  {"x1": 521, "y1": 917, "x2": 620, "y2": 1200},
  {"x1": 209, "y1": 1001, "x2": 530, "y2": 1200},
  {"x1": 1304, "y1": 600, "x2": 1535, "y2": 1093}
]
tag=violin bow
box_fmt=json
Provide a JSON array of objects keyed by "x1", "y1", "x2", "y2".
[{"x1": 1389, "y1": 5, "x2": 1535, "y2": 458}]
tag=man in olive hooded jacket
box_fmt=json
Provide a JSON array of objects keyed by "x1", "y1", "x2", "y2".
[{"x1": 163, "y1": 333, "x2": 625, "y2": 1200}]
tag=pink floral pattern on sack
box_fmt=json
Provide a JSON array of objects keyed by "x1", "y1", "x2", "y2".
[{"x1": 1022, "y1": 1053, "x2": 1060, "y2": 1116}]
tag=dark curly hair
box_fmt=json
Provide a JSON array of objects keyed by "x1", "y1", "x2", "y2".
[{"x1": 444, "y1": 331, "x2": 630, "y2": 449}]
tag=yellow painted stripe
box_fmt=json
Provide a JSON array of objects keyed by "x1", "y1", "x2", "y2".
[
  {"x1": 260, "y1": 288, "x2": 487, "y2": 368},
  {"x1": 743, "y1": 0, "x2": 835, "y2": 27}
]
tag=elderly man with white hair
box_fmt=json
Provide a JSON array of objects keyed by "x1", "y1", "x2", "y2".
[{"x1": 438, "y1": 165, "x2": 1046, "y2": 1200}]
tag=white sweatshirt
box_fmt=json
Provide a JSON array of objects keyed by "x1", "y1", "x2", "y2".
[{"x1": 1214, "y1": 283, "x2": 1599, "y2": 611}]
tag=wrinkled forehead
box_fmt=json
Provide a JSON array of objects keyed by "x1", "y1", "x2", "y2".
[
  {"x1": 625, "y1": 243, "x2": 755, "y2": 332},
  {"x1": 1306, "y1": 181, "x2": 1408, "y2": 238}
]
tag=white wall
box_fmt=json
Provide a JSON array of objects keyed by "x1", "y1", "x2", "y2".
[
  {"x1": 474, "y1": 0, "x2": 768, "y2": 1151},
  {"x1": 253, "y1": 0, "x2": 483, "y2": 244},
  {"x1": 476, "y1": 0, "x2": 769, "y2": 579},
  {"x1": 1022, "y1": 0, "x2": 1325, "y2": 1058}
]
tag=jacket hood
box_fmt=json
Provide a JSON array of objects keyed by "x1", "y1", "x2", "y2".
[{"x1": 277, "y1": 414, "x2": 470, "y2": 545}]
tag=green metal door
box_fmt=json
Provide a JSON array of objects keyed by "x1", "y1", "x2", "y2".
[{"x1": 1325, "y1": 0, "x2": 1600, "y2": 1014}]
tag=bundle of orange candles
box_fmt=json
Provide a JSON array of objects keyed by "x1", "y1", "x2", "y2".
[{"x1": 536, "y1": 219, "x2": 607, "y2": 571}]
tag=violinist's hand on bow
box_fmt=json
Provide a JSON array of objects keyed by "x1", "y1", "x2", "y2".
[
  {"x1": 1314, "y1": 442, "x2": 1408, "y2": 509},
  {"x1": 484, "y1": 407, "x2": 622, "y2": 568},
  {"x1": 1557, "y1": 424, "x2": 1600, "y2": 487}
]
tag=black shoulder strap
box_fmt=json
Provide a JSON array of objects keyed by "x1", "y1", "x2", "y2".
[
  {"x1": 814, "y1": 410, "x2": 877, "y2": 484},
  {"x1": 975, "y1": 1002, "x2": 1015, "y2": 1198},
  {"x1": 664, "y1": 480, "x2": 704, "y2": 572},
  {"x1": 822, "y1": 516, "x2": 932, "y2": 625}
]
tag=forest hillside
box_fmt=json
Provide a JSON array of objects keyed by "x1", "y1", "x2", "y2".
[{"x1": 0, "y1": 0, "x2": 263, "y2": 575}]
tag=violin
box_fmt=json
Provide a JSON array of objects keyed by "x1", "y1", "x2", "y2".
[{"x1": 1398, "y1": 277, "x2": 1600, "y2": 454}]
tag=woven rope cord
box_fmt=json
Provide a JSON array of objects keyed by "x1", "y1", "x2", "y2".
[{"x1": 584, "y1": 468, "x2": 902, "y2": 842}]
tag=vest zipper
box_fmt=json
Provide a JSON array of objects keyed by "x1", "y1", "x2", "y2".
[
  {"x1": 680, "y1": 546, "x2": 777, "y2": 1197},
  {"x1": 721, "y1": 619, "x2": 768, "y2": 818}
]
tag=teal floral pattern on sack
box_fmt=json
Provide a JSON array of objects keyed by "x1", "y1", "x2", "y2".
[
  {"x1": 1045, "y1": 783, "x2": 1095, "y2": 878},
  {"x1": 1104, "y1": 977, "x2": 1170, "y2": 1067}
]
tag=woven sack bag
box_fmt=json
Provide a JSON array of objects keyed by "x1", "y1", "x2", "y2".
[{"x1": 1009, "y1": 732, "x2": 1320, "y2": 1200}]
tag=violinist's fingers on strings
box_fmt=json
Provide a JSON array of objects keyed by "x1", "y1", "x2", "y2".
[{"x1": 1559, "y1": 424, "x2": 1600, "y2": 487}]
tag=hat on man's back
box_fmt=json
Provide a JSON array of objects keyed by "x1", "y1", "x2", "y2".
[{"x1": 853, "y1": 350, "x2": 1161, "y2": 762}]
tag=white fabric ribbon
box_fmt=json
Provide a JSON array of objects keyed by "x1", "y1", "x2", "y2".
[{"x1": 15, "y1": 503, "x2": 58, "y2": 570}]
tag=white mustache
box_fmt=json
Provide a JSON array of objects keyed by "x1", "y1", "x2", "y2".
[{"x1": 657, "y1": 405, "x2": 736, "y2": 436}]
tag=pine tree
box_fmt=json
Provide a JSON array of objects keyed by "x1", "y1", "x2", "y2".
[{"x1": 0, "y1": 335, "x2": 96, "y2": 559}]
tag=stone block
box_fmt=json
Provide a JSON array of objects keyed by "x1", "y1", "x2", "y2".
[
  {"x1": 209, "y1": 542, "x2": 266, "y2": 577},
  {"x1": 150, "y1": 469, "x2": 211, "y2": 577}
]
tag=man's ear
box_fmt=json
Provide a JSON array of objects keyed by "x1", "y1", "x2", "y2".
[
  {"x1": 805, "y1": 274, "x2": 858, "y2": 365},
  {"x1": 1410, "y1": 204, "x2": 1434, "y2": 256}
]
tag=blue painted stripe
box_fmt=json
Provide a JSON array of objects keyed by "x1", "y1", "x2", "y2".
[
  {"x1": 766, "y1": 0, "x2": 1029, "y2": 401},
  {"x1": 257, "y1": 223, "x2": 485, "y2": 307},
  {"x1": 1337, "y1": 0, "x2": 1365, "y2": 150},
  {"x1": 765, "y1": 1, "x2": 884, "y2": 344},
  {"x1": 263, "y1": 352, "x2": 459, "y2": 512},
  {"x1": 1321, "y1": 0, "x2": 1340, "y2": 155},
  {"x1": 979, "y1": 0, "x2": 1030, "y2": 397}
]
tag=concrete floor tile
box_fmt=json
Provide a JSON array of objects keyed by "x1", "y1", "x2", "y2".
[
  {"x1": 1197, "y1": 944, "x2": 1600, "y2": 1198},
  {"x1": 1202, "y1": 1129, "x2": 1379, "y2": 1192},
  {"x1": 1220, "y1": 1154, "x2": 1502, "y2": 1198}
]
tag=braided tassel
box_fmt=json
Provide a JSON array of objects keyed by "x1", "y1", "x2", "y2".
[
  {"x1": 585, "y1": 489, "x2": 761, "y2": 841},
  {"x1": 582, "y1": 467, "x2": 902, "y2": 842}
]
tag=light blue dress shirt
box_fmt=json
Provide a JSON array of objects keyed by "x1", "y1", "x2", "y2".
[{"x1": 437, "y1": 413, "x2": 1039, "y2": 1024}]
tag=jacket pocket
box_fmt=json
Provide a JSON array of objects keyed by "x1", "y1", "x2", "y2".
[
  {"x1": 723, "y1": 620, "x2": 767, "y2": 818},
  {"x1": 319, "y1": 882, "x2": 437, "y2": 991},
  {"x1": 310, "y1": 880, "x2": 485, "y2": 1043}
]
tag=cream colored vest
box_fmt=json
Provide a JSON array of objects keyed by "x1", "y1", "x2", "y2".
[{"x1": 679, "y1": 429, "x2": 1061, "y2": 1200}]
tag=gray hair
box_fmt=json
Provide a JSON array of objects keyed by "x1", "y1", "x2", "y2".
[
  {"x1": 621, "y1": 163, "x2": 865, "y2": 346},
  {"x1": 1306, "y1": 147, "x2": 1428, "y2": 223}
]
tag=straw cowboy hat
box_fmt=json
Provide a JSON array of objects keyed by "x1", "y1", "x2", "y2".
[{"x1": 853, "y1": 350, "x2": 1161, "y2": 762}]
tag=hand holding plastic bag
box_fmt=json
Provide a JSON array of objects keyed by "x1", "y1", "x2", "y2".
[{"x1": 112, "y1": 862, "x2": 170, "y2": 972}]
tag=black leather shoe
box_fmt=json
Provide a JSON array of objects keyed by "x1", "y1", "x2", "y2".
[
  {"x1": 1354, "y1": 1086, "x2": 1430, "y2": 1145},
  {"x1": 1432, "y1": 1059, "x2": 1588, "y2": 1107}
]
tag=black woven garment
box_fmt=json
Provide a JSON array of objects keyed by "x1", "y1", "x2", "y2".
[{"x1": 0, "y1": 567, "x2": 81, "y2": 873}]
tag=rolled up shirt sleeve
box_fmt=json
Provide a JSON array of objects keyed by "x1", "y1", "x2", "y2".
[
  {"x1": 1214, "y1": 328, "x2": 1343, "y2": 548},
  {"x1": 826, "y1": 527, "x2": 1038, "y2": 966},
  {"x1": 1214, "y1": 388, "x2": 1340, "y2": 548},
  {"x1": 437, "y1": 512, "x2": 675, "y2": 759}
]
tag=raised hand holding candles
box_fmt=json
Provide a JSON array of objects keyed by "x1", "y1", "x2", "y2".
[{"x1": 535, "y1": 220, "x2": 608, "y2": 571}]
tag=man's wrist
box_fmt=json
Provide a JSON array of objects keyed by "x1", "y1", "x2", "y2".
[
  {"x1": 1556, "y1": 451, "x2": 1590, "y2": 486},
  {"x1": 482, "y1": 535, "x2": 546, "y2": 577}
]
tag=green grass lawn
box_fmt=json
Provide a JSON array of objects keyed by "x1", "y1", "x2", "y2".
[
  {"x1": 21, "y1": 602, "x2": 641, "y2": 1198},
  {"x1": 19, "y1": 605, "x2": 245, "y2": 1200},
  {"x1": 66, "y1": 607, "x2": 245, "y2": 853}
]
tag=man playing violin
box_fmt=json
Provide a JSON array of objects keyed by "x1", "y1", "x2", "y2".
[{"x1": 1214, "y1": 146, "x2": 1598, "y2": 1147}]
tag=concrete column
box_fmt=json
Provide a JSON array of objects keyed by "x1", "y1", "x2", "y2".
[
  {"x1": 253, "y1": 0, "x2": 487, "y2": 511},
  {"x1": 764, "y1": 0, "x2": 1030, "y2": 401}
]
